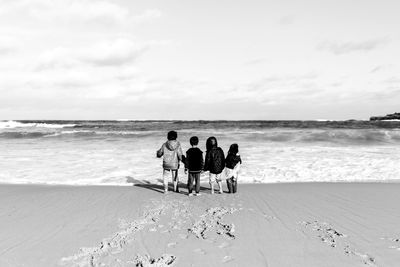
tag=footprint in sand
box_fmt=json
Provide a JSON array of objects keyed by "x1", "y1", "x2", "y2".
[
  {"x1": 380, "y1": 237, "x2": 400, "y2": 250},
  {"x1": 167, "y1": 242, "x2": 177, "y2": 248},
  {"x1": 179, "y1": 233, "x2": 188, "y2": 239},
  {"x1": 222, "y1": 255, "x2": 233, "y2": 263},
  {"x1": 218, "y1": 242, "x2": 230, "y2": 249},
  {"x1": 204, "y1": 238, "x2": 216, "y2": 244},
  {"x1": 193, "y1": 248, "x2": 206, "y2": 255},
  {"x1": 130, "y1": 254, "x2": 176, "y2": 266},
  {"x1": 263, "y1": 214, "x2": 277, "y2": 220},
  {"x1": 301, "y1": 220, "x2": 377, "y2": 266}
]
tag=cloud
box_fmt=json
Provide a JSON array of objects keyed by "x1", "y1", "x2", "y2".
[
  {"x1": 244, "y1": 73, "x2": 319, "y2": 91},
  {"x1": 317, "y1": 38, "x2": 389, "y2": 55},
  {"x1": 215, "y1": 73, "x2": 322, "y2": 106},
  {"x1": 81, "y1": 39, "x2": 149, "y2": 66},
  {"x1": 35, "y1": 39, "x2": 149, "y2": 70},
  {"x1": 0, "y1": 0, "x2": 161, "y2": 25},
  {"x1": 370, "y1": 64, "x2": 393, "y2": 73}
]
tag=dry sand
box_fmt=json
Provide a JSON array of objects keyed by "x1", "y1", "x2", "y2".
[{"x1": 1, "y1": 183, "x2": 400, "y2": 267}]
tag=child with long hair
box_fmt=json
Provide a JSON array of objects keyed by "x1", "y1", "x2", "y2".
[
  {"x1": 224, "y1": 143, "x2": 242, "y2": 193},
  {"x1": 204, "y1": 136, "x2": 225, "y2": 194}
]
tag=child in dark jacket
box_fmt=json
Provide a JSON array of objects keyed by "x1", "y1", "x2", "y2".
[
  {"x1": 224, "y1": 144, "x2": 242, "y2": 193},
  {"x1": 204, "y1": 136, "x2": 225, "y2": 194},
  {"x1": 184, "y1": 136, "x2": 204, "y2": 196}
]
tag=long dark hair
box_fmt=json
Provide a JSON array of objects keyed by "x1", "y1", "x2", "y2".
[
  {"x1": 228, "y1": 143, "x2": 239, "y2": 155},
  {"x1": 206, "y1": 136, "x2": 218, "y2": 151}
]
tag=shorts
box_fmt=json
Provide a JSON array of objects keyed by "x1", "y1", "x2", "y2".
[
  {"x1": 209, "y1": 172, "x2": 222, "y2": 183},
  {"x1": 163, "y1": 169, "x2": 178, "y2": 185}
]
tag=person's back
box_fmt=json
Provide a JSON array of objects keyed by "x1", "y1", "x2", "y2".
[
  {"x1": 225, "y1": 153, "x2": 241, "y2": 169},
  {"x1": 205, "y1": 147, "x2": 225, "y2": 174},
  {"x1": 224, "y1": 143, "x2": 241, "y2": 194},
  {"x1": 204, "y1": 137, "x2": 225, "y2": 194},
  {"x1": 157, "y1": 131, "x2": 183, "y2": 193},
  {"x1": 185, "y1": 136, "x2": 204, "y2": 196},
  {"x1": 158, "y1": 140, "x2": 182, "y2": 170},
  {"x1": 186, "y1": 147, "x2": 203, "y2": 172}
]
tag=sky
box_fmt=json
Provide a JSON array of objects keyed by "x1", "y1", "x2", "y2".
[{"x1": 0, "y1": 0, "x2": 399, "y2": 120}]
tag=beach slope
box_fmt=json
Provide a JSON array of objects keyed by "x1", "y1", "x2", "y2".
[{"x1": 0, "y1": 183, "x2": 399, "y2": 266}]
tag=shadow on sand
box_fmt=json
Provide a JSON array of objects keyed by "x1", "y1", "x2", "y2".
[{"x1": 127, "y1": 176, "x2": 212, "y2": 195}]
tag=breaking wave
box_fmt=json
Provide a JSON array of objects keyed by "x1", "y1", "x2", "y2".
[
  {"x1": 1, "y1": 120, "x2": 400, "y2": 185},
  {"x1": 1, "y1": 124, "x2": 400, "y2": 145},
  {"x1": 0, "y1": 120, "x2": 75, "y2": 129}
]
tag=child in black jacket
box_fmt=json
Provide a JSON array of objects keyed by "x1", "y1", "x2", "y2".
[
  {"x1": 204, "y1": 136, "x2": 225, "y2": 194},
  {"x1": 184, "y1": 136, "x2": 204, "y2": 196}
]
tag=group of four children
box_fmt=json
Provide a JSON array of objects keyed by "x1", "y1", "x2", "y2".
[{"x1": 156, "y1": 131, "x2": 242, "y2": 195}]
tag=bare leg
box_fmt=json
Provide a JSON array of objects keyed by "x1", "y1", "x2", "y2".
[
  {"x1": 209, "y1": 173, "x2": 215, "y2": 194},
  {"x1": 173, "y1": 180, "x2": 178, "y2": 192},
  {"x1": 163, "y1": 169, "x2": 169, "y2": 193},
  {"x1": 217, "y1": 181, "x2": 223, "y2": 193}
]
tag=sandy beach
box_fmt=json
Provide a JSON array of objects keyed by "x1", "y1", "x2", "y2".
[{"x1": 1, "y1": 183, "x2": 400, "y2": 267}]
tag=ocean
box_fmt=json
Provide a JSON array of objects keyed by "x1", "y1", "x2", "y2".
[{"x1": 1, "y1": 120, "x2": 400, "y2": 185}]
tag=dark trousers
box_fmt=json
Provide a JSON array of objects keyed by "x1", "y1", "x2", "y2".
[
  {"x1": 226, "y1": 177, "x2": 237, "y2": 193},
  {"x1": 187, "y1": 172, "x2": 201, "y2": 193}
]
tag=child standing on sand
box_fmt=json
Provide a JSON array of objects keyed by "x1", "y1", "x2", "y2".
[
  {"x1": 223, "y1": 144, "x2": 242, "y2": 193},
  {"x1": 184, "y1": 136, "x2": 204, "y2": 196},
  {"x1": 204, "y1": 136, "x2": 225, "y2": 194},
  {"x1": 156, "y1": 131, "x2": 183, "y2": 193}
]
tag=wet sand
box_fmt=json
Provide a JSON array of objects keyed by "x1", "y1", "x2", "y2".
[{"x1": 0, "y1": 183, "x2": 400, "y2": 266}]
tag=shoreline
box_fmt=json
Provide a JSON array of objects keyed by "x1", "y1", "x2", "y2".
[
  {"x1": 1, "y1": 183, "x2": 400, "y2": 266},
  {"x1": 2, "y1": 179, "x2": 400, "y2": 188}
]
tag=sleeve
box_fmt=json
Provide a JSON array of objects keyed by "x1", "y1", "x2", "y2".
[
  {"x1": 184, "y1": 152, "x2": 189, "y2": 170},
  {"x1": 221, "y1": 149, "x2": 226, "y2": 167},
  {"x1": 156, "y1": 144, "x2": 164, "y2": 158},
  {"x1": 203, "y1": 151, "x2": 210, "y2": 171},
  {"x1": 177, "y1": 142, "x2": 183, "y2": 161}
]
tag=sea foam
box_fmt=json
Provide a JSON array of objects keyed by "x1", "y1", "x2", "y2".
[
  {"x1": 0, "y1": 120, "x2": 75, "y2": 129},
  {"x1": 0, "y1": 120, "x2": 399, "y2": 186}
]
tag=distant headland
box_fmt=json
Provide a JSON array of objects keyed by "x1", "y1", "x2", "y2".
[{"x1": 370, "y1": 112, "x2": 400, "y2": 121}]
